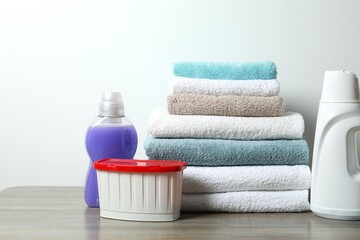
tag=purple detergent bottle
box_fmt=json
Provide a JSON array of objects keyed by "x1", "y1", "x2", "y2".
[{"x1": 84, "y1": 92, "x2": 138, "y2": 208}]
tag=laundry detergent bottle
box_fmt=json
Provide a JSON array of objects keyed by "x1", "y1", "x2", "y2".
[
  {"x1": 311, "y1": 71, "x2": 360, "y2": 220},
  {"x1": 84, "y1": 92, "x2": 138, "y2": 208}
]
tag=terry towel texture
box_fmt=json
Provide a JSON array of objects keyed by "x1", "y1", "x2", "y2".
[
  {"x1": 148, "y1": 108, "x2": 304, "y2": 140},
  {"x1": 168, "y1": 94, "x2": 285, "y2": 117},
  {"x1": 171, "y1": 77, "x2": 280, "y2": 96},
  {"x1": 144, "y1": 136, "x2": 309, "y2": 166},
  {"x1": 173, "y1": 61, "x2": 277, "y2": 80},
  {"x1": 183, "y1": 165, "x2": 311, "y2": 193},
  {"x1": 181, "y1": 190, "x2": 310, "y2": 212}
]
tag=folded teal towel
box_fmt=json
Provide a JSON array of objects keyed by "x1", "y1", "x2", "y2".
[
  {"x1": 173, "y1": 61, "x2": 277, "y2": 80},
  {"x1": 144, "y1": 136, "x2": 309, "y2": 166}
]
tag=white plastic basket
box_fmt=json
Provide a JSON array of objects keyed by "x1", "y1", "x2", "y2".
[{"x1": 94, "y1": 159, "x2": 187, "y2": 222}]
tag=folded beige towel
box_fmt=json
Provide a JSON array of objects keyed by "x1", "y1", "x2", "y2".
[{"x1": 167, "y1": 94, "x2": 285, "y2": 117}]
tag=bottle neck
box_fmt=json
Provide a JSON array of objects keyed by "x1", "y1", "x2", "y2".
[
  {"x1": 98, "y1": 108, "x2": 124, "y2": 117},
  {"x1": 91, "y1": 116, "x2": 132, "y2": 127}
]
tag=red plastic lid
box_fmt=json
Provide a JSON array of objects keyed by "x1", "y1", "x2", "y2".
[{"x1": 93, "y1": 159, "x2": 187, "y2": 173}]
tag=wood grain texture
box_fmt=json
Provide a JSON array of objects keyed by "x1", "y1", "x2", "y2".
[{"x1": 0, "y1": 187, "x2": 360, "y2": 240}]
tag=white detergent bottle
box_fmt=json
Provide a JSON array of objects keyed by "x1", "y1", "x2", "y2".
[{"x1": 311, "y1": 70, "x2": 360, "y2": 220}]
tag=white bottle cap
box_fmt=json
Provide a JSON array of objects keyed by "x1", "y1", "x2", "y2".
[
  {"x1": 321, "y1": 71, "x2": 360, "y2": 102},
  {"x1": 99, "y1": 92, "x2": 125, "y2": 117}
]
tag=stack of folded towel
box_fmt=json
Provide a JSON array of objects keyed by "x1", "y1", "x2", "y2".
[{"x1": 145, "y1": 61, "x2": 311, "y2": 212}]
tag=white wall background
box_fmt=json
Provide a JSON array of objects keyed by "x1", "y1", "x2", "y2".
[{"x1": 1, "y1": 0, "x2": 360, "y2": 191}]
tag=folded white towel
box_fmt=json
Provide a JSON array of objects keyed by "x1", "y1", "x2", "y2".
[
  {"x1": 171, "y1": 76, "x2": 280, "y2": 96},
  {"x1": 148, "y1": 108, "x2": 304, "y2": 140},
  {"x1": 181, "y1": 190, "x2": 310, "y2": 212},
  {"x1": 183, "y1": 165, "x2": 311, "y2": 193}
]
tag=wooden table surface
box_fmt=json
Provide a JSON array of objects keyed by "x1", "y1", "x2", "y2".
[{"x1": 0, "y1": 186, "x2": 360, "y2": 240}]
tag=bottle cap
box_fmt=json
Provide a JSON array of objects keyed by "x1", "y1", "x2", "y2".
[
  {"x1": 321, "y1": 71, "x2": 360, "y2": 103},
  {"x1": 99, "y1": 92, "x2": 125, "y2": 117}
]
